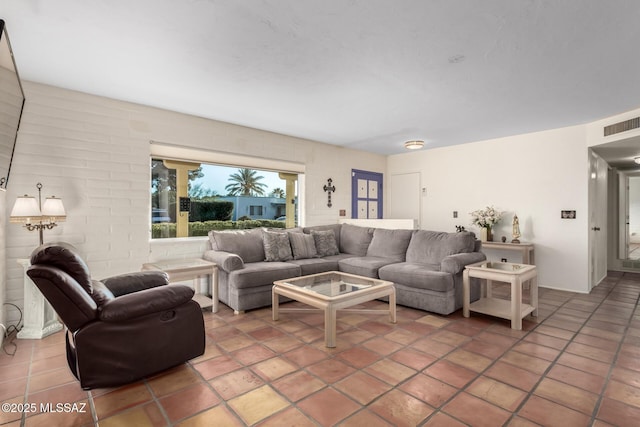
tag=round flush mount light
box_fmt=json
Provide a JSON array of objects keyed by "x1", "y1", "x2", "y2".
[
  {"x1": 404, "y1": 140, "x2": 425, "y2": 150},
  {"x1": 635, "y1": 156, "x2": 640, "y2": 164}
]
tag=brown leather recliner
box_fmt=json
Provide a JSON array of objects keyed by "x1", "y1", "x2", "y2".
[{"x1": 26, "y1": 242, "x2": 205, "y2": 390}]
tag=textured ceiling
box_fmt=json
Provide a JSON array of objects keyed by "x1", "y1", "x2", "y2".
[{"x1": 1, "y1": 0, "x2": 640, "y2": 157}]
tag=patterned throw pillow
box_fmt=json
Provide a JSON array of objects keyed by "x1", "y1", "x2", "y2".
[
  {"x1": 288, "y1": 232, "x2": 318, "y2": 260},
  {"x1": 310, "y1": 230, "x2": 339, "y2": 257},
  {"x1": 263, "y1": 230, "x2": 293, "y2": 262}
]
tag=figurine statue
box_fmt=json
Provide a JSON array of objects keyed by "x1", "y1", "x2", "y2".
[{"x1": 512, "y1": 214, "x2": 521, "y2": 243}]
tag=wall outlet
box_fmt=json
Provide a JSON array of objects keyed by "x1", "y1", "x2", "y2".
[
  {"x1": 501, "y1": 258, "x2": 507, "y2": 263},
  {"x1": 339, "y1": 209, "x2": 346, "y2": 217}
]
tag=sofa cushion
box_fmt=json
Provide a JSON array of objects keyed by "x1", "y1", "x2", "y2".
[
  {"x1": 311, "y1": 230, "x2": 340, "y2": 257},
  {"x1": 287, "y1": 258, "x2": 339, "y2": 275},
  {"x1": 339, "y1": 224, "x2": 374, "y2": 256},
  {"x1": 288, "y1": 232, "x2": 318, "y2": 260},
  {"x1": 208, "y1": 229, "x2": 265, "y2": 263},
  {"x1": 303, "y1": 224, "x2": 342, "y2": 249},
  {"x1": 378, "y1": 263, "x2": 454, "y2": 292},
  {"x1": 263, "y1": 230, "x2": 293, "y2": 262},
  {"x1": 366, "y1": 228, "x2": 414, "y2": 261},
  {"x1": 338, "y1": 256, "x2": 398, "y2": 279},
  {"x1": 406, "y1": 230, "x2": 476, "y2": 265},
  {"x1": 228, "y1": 262, "x2": 301, "y2": 289}
]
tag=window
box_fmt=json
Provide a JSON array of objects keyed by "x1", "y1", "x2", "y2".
[
  {"x1": 151, "y1": 157, "x2": 299, "y2": 239},
  {"x1": 249, "y1": 205, "x2": 264, "y2": 216}
]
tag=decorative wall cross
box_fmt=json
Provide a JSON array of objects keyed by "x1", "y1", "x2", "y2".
[{"x1": 323, "y1": 178, "x2": 336, "y2": 207}]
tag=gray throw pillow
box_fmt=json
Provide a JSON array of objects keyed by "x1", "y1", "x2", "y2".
[
  {"x1": 288, "y1": 232, "x2": 318, "y2": 259},
  {"x1": 311, "y1": 230, "x2": 339, "y2": 257},
  {"x1": 263, "y1": 230, "x2": 293, "y2": 262}
]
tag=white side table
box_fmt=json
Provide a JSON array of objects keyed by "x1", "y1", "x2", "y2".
[{"x1": 16, "y1": 259, "x2": 63, "y2": 339}]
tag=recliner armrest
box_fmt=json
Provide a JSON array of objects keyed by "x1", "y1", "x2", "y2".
[
  {"x1": 98, "y1": 284, "x2": 195, "y2": 322},
  {"x1": 203, "y1": 250, "x2": 244, "y2": 272},
  {"x1": 441, "y1": 252, "x2": 487, "y2": 275},
  {"x1": 102, "y1": 271, "x2": 169, "y2": 297}
]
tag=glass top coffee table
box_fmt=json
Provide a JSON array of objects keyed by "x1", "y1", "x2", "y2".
[
  {"x1": 463, "y1": 261, "x2": 538, "y2": 330},
  {"x1": 272, "y1": 271, "x2": 396, "y2": 347}
]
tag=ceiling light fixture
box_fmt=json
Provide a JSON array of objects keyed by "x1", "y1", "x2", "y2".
[
  {"x1": 404, "y1": 140, "x2": 425, "y2": 150},
  {"x1": 635, "y1": 157, "x2": 640, "y2": 164}
]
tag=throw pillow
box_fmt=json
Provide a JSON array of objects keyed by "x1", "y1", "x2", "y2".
[
  {"x1": 311, "y1": 230, "x2": 339, "y2": 257},
  {"x1": 263, "y1": 230, "x2": 293, "y2": 262},
  {"x1": 288, "y1": 232, "x2": 318, "y2": 259}
]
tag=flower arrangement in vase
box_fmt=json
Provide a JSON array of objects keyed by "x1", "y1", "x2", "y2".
[{"x1": 470, "y1": 206, "x2": 503, "y2": 242}]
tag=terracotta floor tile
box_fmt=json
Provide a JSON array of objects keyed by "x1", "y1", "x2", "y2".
[
  {"x1": 251, "y1": 356, "x2": 299, "y2": 382},
  {"x1": 556, "y1": 352, "x2": 611, "y2": 377},
  {"x1": 228, "y1": 385, "x2": 289, "y2": 425},
  {"x1": 147, "y1": 365, "x2": 203, "y2": 397},
  {"x1": 307, "y1": 359, "x2": 356, "y2": 383},
  {"x1": 98, "y1": 401, "x2": 165, "y2": 427},
  {"x1": 580, "y1": 326, "x2": 624, "y2": 342},
  {"x1": 369, "y1": 389, "x2": 434, "y2": 427},
  {"x1": 485, "y1": 361, "x2": 540, "y2": 392},
  {"x1": 364, "y1": 359, "x2": 416, "y2": 386},
  {"x1": 522, "y1": 330, "x2": 569, "y2": 350},
  {"x1": 249, "y1": 326, "x2": 286, "y2": 341},
  {"x1": 512, "y1": 341, "x2": 561, "y2": 361},
  {"x1": 430, "y1": 330, "x2": 470, "y2": 347},
  {"x1": 335, "y1": 371, "x2": 392, "y2": 405},
  {"x1": 258, "y1": 407, "x2": 317, "y2": 427},
  {"x1": 209, "y1": 368, "x2": 264, "y2": 400},
  {"x1": 534, "y1": 378, "x2": 599, "y2": 415},
  {"x1": 23, "y1": 399, "x2": 93, "y2": 427},
  {"x1": 176, "y1": 404, "x2": 244, "y2": 427},
  {"x1": 0, "y1": 361, "x2": 30, "y2": 381},
  {"x1": 596, "y1": 397, "x2": 640, "y2": 426},
  {"x1": 604, "y1": 379, "x2": 640, "y2": 408},
  {"x1": 501, "y1": 350, "x2": 552, "y2": 375},
  {"x1": 217, "y1": 334, "x2": 256, "y2": 352},
  {"x1": 0, "y1": 396, "x2": 26, "y2": 425},
  {"x1": 466, "y1": 376, "x2": 527, "y2": 411},
  {"x1": 399, "y1": 373, "x2": 457, "y2": 408},
  {"x1": 384, "y1": 327, "x2": 421, "y2": 345},
  {"x1": 193, "y1": 355, "x2": 242, "y2": 380},
  {"x1": 93, "y1": 382, "x2": 153, "y2": 420},
  {"x1": 573, "y1": 333, "x2": 620, "y2": 350},
  {"x1": 615, "y1": 352, "x2": 640, "y2": 373},
  {"x1": 230, "y1": 343, "x2": 276, "y2": 366},
  {"x1": 422, "y1": 411, "x2": 468, "y2": 427},
  {"x1": 518, "y1": 395, "x2": 591, "y2": 426},
  {"x1": 445, "y1": 349, "x2": 492, "y2": 373},
  {"x1": 284, "y1": 344, "x2": 328, "y2": 367},
  {"x1": 0, "y1": 377, "x2": 27, "y2": 402},
  {"x1": 424, "y1": 360, "x2": 477, "y2": 388},
  {"x1": 566, "y1": 342, "x2": 616, "y2": 363},
  {"x1": 335, "y1": 346, "x2": 382, "y2": 369},
  {"x1": 411, "y1": 337, "x2": 455, "y2": 358},
  {"x1": 337, "y1": 409, "x2": 394, "y2": 427},
  {"x1": 262, "y1": 335, "x2": 305, "y2": 353},
  {"x1": 159, "y1": 383, "x2": 220, "y2": 423},
  {"x1": 27, "y1": 382, "x2": 88, "y2": 413},
  {"x1": 361, "y1": 336, "x2": 404, "y2": 356},
  {"x1": 547, "y1": 364, "x2": 606, "y2": 394},
  {"x1": 28, "y1": 367, "x2": 77, "y2": 393},
  {"x1": 462, "y1": 338, "x2": 509, "y2": 359},
  {"x1": 444, "y1": 392, "x2": 511, "y2": 427},
  {"x1": 271, "y1": 370, "x2": 325, "y2": 402},
  {"x1": 534, "y1": 324, "x2": 576, "y2": 340},
  {"x1": 297, "y1": 387, "x2": 361, "y2": 426},
  {"x1": 390, "y1": 347, "x2": 437, "y2": 371}
]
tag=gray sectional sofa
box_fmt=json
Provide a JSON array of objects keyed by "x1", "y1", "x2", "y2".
[{"x1": 203, "y1": 223, "x2": 485, "y2": 315}]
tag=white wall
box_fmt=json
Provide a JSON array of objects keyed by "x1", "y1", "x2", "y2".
[
  {"x1": 388, "y1": 125, "x2": 589, "y2": 292},
  {"x1": 0, "y1": 189, "x2": 6, "y2": 346},
  {"x1": 3, "y1": 81, "x2": 385, "y2": 325}
]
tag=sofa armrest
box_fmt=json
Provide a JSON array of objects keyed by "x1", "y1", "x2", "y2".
[
  {"x1": 102, "y1": 271, "x2": 169, "y2": 297},
  {"x1": 441, "y1": 252, "x2": 487, "y2": 275},
  {"x1": 99, "y1": 284, "x2": 195, "y2": 322},
  {"x1": 203, "y1": 250, "x2": 244, "y2": 273}
]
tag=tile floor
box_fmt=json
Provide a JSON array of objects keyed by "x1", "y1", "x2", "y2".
[{"x1": 2, "y1": 271, "x2": 640, "y2": 426}]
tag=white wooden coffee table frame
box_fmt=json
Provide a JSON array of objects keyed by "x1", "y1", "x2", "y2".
[{"x1": 272, "y1": 271, "x2": 396, "y2": 347}]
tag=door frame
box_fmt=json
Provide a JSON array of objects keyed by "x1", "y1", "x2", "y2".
[{"x1": 351, "y1": 169, "x2": 383, "y2": 219}]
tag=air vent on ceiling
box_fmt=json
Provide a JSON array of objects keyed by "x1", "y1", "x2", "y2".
[{"x1": 604, "y1": 117, "x2": 640, "y2": 136}]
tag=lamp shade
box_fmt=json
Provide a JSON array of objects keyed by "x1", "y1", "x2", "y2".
[
  {"x1": 10, "y1": 195, "x2": 41, "y2": 223},
  {"x1": 42, "y1": 196, "x2": 66, "y2": 222}
]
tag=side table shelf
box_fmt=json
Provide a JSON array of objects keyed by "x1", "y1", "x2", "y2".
[{"x1": 16, "y1": 259, "x2": 63, "y2": 339}]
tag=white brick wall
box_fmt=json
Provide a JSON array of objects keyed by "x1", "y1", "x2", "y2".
[{"x1": 2, "y1": 81, "x2": 386, "y2": 326}]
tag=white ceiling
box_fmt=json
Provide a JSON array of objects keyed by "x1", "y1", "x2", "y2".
[{"x1": 1, "y1": 0, "x2": 640, "y2": 157}]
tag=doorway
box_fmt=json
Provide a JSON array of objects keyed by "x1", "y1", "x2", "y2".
[{"x1": 351, "y1": 169, "x2": 383, "y2": 219}]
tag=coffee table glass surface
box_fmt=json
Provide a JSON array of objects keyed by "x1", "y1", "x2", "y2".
[{"x1": 278, "y1": 272, "x2": 379, "y2": 298}]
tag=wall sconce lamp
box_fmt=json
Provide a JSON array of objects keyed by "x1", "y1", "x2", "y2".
[
  {"x1": 10, "y1": 182, "x2": 66, "y2": 245},
  {"x1": 323, "y1": 178, "x2": 336, "y2": 208}
]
